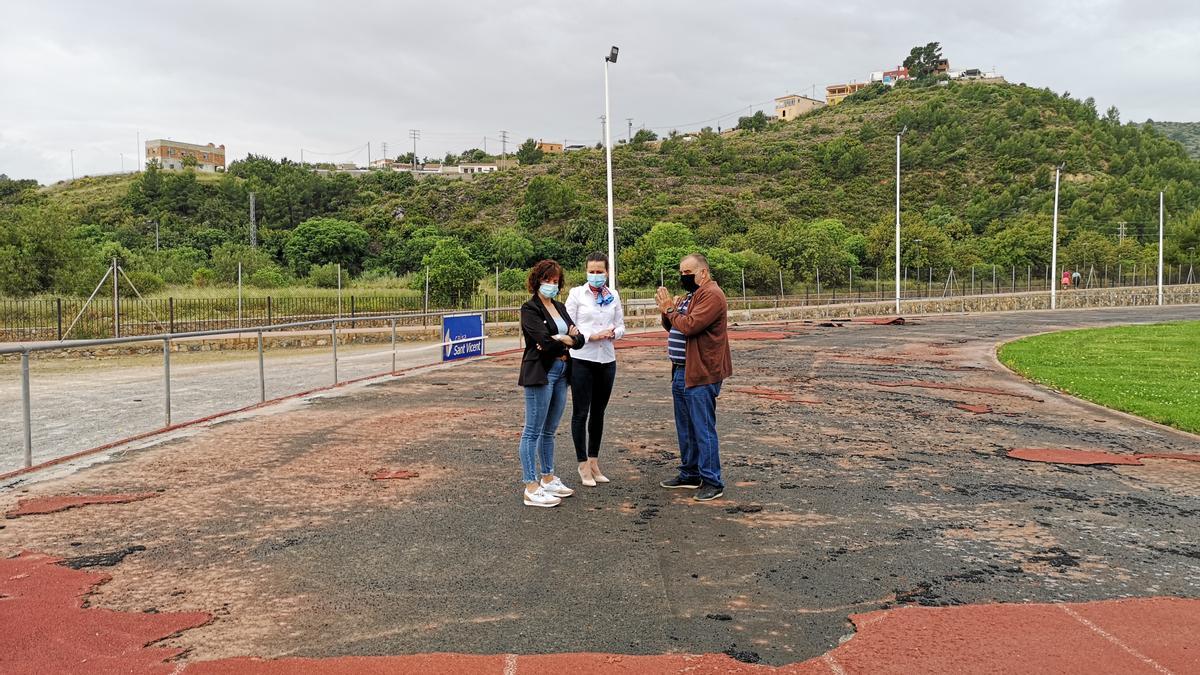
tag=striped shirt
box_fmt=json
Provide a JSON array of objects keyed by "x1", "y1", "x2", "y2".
[{"x1": 667, "y1": 294, "x2": 693, "y2": 365}]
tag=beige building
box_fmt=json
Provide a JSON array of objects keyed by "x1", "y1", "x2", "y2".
[
  {"x1": 145, "y1": 139, "x2": 225, "y2": 171},
  {"x1": 824, "y1": 82, "x2": 871, "y2": 106},
  {"x1": 774, "y1": 94, "x2": 825, "y2": 120},
  {"x1": 536, "y1": 140, "x2": 563, "y2": 154}
]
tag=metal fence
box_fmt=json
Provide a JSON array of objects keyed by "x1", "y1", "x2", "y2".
[
  {"x1": 0, "y1": 308, "x2": 508, "y2": 472},
  {"x1": 3, "y1": 263, "x2": 1193, "y2": 343}
]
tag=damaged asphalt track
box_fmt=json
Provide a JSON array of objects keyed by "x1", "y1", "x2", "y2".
[{"x1": 1, "y1": 306, "x2": 1198, "y2": 672}]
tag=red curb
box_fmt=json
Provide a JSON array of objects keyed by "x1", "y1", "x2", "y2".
[
  {"x1": 0, "y1": 551, "x2": 211, "y2": 675},
  {"x1": 5, "y1": 492, "x2": 160, "y2": 518}
]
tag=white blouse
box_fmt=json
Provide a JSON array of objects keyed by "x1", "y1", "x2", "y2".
[{"x1": 564, "y1": 284, "x2": 626, "y2": 364}]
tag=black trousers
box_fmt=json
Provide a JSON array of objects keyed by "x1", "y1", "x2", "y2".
[{"x1": 570, "y1": 358, "x2": 617, "y2": 461}]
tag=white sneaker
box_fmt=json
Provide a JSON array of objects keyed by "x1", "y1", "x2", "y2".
[
  {"x1": 540, "y1": 476, "x2": 575, "y2": 498},
  {"x1": 524, "y1": 486, "x2": 562, "y2": 508}
]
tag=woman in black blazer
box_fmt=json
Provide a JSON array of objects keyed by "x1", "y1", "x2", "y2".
[{"x1": 517, "y1": 259, "x2": 585, "y2": 508}]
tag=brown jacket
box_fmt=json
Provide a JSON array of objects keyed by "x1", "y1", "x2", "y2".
[{"x1": 661, "y1": 281, "x2": 733, "y2": 387}]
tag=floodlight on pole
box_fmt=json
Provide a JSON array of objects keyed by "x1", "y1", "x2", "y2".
[
  {"x1": 604, "y1": 45, "x2": 619, "y2": 287},
  {"x1": 1050, "y1": 162, "x2": 1064, "y2": 309},
  {"x1": 894, "y1": 126, "x2": 907, "y2": 313},
  {"x1": 1158, "y1": 191, "x2": 1164, "y2": 306}
]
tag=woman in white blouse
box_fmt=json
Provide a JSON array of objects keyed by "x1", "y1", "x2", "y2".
[{"x1": 564, "y1": 252, "x2": 626, "y2": 486}]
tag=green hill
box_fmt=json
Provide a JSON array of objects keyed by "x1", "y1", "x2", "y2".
[
  {"x1": 2, "y1": 80, "x2": 1199, "y2": 300},
  {"x1": 1147, "y1": 121, "x2": 1200, "y2": 160}
]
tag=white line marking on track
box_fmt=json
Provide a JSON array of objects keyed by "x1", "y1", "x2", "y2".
[
  {"x1": 1058, "y1": 604, "x2": 1174, "y2": 675},
  {"x1": 504, "y1": 653, "x2": 518, "y2": 675},
  {"x1": 823, "y1": 653, "x2": 848, "y2": 675}
]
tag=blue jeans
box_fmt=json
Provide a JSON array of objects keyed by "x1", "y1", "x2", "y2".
[
  {"x1": 520, "y1": 359, "x2": 568, "y2": 483},
  {"x1": 672, "y1": 365, "x2": 723, "y2": 488}
]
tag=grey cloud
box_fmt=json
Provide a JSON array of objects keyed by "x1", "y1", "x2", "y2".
[{"x1": 2, "y1": 0, "x2": 1197, "y2": 183}]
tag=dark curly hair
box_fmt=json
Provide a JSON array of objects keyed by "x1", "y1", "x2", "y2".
[{"x1": 526, "y1": 259, "x2": 565, "y2": 294}]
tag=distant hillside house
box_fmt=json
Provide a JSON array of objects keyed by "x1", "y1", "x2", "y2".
[
  {"x1": 146, "y1": 139, "x2": 225, "y2": 172},
  {"x1": 459, "y1": 163, "x2": 497, "y2": 174},
  {"x1": 951, "y1": 68, "x2": 1006, "y2": 83},
  {"x1": 774, "y1": 94, "x2": 825, "y2": 119},
  {"x1": 825, "y1": 82, "x2": 870, "y2": 105},
  {"x1": 536, "y1": 140, "x2": 564, "y2": 154},
  {"x1": 870, "y1": 66, "x2": 910, "y2": 84}
]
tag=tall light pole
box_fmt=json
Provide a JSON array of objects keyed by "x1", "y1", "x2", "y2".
[
  {"x1": 604, "y1": 45, "x2": 619, "y2": 287},
  {"x1": 894, "y1": 126, "x2": 907, "y2": 313},
  {"x1": 1158, "y1": 191, "x2": 1164, "y2": 306},
  {"x1": 1050, "y1": 163, "x2": 1064, "y2": 309}
]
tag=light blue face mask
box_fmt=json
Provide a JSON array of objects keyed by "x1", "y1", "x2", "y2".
[
  {"x1": 538, "y1": 283, "x2": 559, "y2": 299},
  {"x1": 587, "y1": 273, "x2": 607, "y2": 288}
]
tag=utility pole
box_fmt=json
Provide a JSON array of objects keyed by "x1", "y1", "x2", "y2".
[
  {"x1": 500, "y1": 130, "x2": 509, "y2": 161},
  {"x1": 1158, "y1": 191, "x2": 1164, "y2": 306},
  {"x1": 120, "y1": 153, "x2": 124, "y2": 173},
  {"x1": 1118, "y1": 221, "x2": 1126, "y2": 242},
  {"x1": 249, "y1": 192, "x2": 257, "y2": 247},
  {"x1": 409, "y1": 129, "x2": 420, "y2": 170},
  {"x1": 626, "y1": 118, "x2": 633, "y2": 142},
  {"x1": 381, "y1": 141, "x2": 388, "y2": 161},
  {"x1": 600, "y1": 115, "x2": 607, "y2": 145},
  {"x1": 1051, "y1": 163, "x2": 1064, "y2": 309},
  {"x1": 367, "y1": 142, "x2": 371, "y2": 167},
  {"x1": 894, "y1": 126, "x2": 907, "y2": 313}
]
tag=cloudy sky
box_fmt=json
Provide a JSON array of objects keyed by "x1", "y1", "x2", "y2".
[{"x1": 2, "y1": 0, "x2": 1198, "y2": 184}]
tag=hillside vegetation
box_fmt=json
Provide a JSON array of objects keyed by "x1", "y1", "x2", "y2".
[
  {"x1": 1148, "y1": 121, "x2": 1200, "y2": 160},
  {"x1": 2, "y1": 80, "x2": 1199, "y2": 302}
]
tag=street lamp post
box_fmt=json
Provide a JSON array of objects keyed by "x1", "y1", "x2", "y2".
[
  {"x1": 604, "y1": 45, "x2": 619, "y2": 287},
  {"x1": 894, "y1": 126, "x2": 907, "y2": 313},
  {"x1": 1050, "y1": 163, "x2": 1064, "y2": 309},
  {"x1": 1158, "y1": 191, "x2": 1164, "y2": 306}
]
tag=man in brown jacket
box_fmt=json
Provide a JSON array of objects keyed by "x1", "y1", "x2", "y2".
[{"x1": 654, "y1": 253, "x2": 733, "y2": 501}]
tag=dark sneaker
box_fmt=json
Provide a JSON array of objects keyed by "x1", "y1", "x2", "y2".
[
  {"x1": 660, "y1": 476, "x2": 703, "y2": 489},
  {"x1": 693, "y1": 484, "x2": 724, "y2": 501}
]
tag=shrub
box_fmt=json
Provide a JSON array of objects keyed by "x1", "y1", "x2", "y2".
[
  {"x1": 192, "y1": 267, "x2": 215, "y2": 287},
  {"x1": 307, "y1": 263, "x2": 342, "y2": 289},
  {"x1": 249, "y1": 265, "x2": 288, "y2": 288}
]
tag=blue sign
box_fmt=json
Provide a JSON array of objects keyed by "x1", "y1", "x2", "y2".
[{"x1": 442, "y1": 313, "x2": 485, "y2": 362}]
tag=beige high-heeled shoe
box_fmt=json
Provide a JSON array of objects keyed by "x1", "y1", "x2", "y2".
[
  {"x1": 578, "y1": 463, "x2": 597, "y2": 487},
  {"x1": 589, "y1": 461, "x2": 610, "y2": 483}
]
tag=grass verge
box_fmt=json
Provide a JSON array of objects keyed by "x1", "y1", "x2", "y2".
[{"x1": 998, "y1": 320, "x2": 1200, "y2": 434}]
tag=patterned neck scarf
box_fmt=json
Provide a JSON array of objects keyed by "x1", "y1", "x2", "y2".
[{"x1": 589, "y1": 283, "x2": 615, "y2": 306}]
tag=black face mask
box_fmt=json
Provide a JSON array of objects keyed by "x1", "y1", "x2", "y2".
[{"x1": 680, "y1": 274, "x2": 700, "y2": 293}]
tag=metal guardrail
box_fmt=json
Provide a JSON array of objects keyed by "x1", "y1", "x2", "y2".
[
  {"x1": 3, "y1": 307, "x2": 511, "y2": 471},
  {"x1": 7, "y1": 282, "x2": 1197, "y2": 474}
]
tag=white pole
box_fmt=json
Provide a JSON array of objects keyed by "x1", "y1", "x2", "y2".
[
  {"x1": 604, "y1": 57, "x2": 617, "y2": 288},
  {"x1": 1051, "y1": 165, "x2": 1061, "y2": 309},
  {"x1": 1158, "y1": 191, "x2": 1164, "y2": 306},
  {"x1": 337, "y1": 263, "x2": 342, "y2": 317},
  {"x1": 237, "y1": 262, "x2": 243, "y2": 328},
  {"x1": 894, "y1": 129, "x2": 904, "y2": 313}
]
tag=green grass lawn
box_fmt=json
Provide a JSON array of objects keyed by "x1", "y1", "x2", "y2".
[{"x1": 998, "y1": 321, "x2": 1200, "y2": 434}]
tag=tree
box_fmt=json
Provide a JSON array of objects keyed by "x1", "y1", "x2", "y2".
[
  {"x1": 516, "y1": 139, "x2": 544, "y2": 165},
  {"x1": 283, "y1": 217, "x2": 370, "y2": 276},
  {"x1": 517, "y1": 176, "x2": 579, "y2": 228},
  {"x1": 902, "y1": 41, "x2": 943, "y2": 80},
  {"x1": 491, "y1": 228, "x2": 535, "y2": 267},
  {"x1": 736, "y1": 110, "x2": 769, "y2": 132},
  {"x1": 181, "y1": 154, "x2": 199, "y2": 168},
  {"x1": 632, "y1": 129, "x2": 658, "y2": 144},
  {"x1": 620, "y1": 221, "x2": 697, "y2": 286},
  {"x1": 422, "y1": 239, "x2": 485, "y2": 305}
]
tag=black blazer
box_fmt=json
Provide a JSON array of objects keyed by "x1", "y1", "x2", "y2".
[{"x1": 519, "y1": 295, "x2": 585, "y2": 386}]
